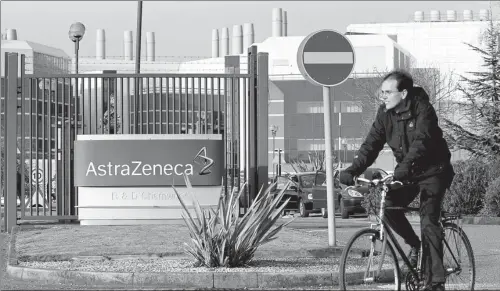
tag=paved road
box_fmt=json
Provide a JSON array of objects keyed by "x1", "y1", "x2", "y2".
[{"x1": 1, "y1": 215, "x2": 500, "y2": 290}]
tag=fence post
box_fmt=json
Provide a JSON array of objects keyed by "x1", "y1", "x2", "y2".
[
  {"x1": 256, "y1": 52, "x2": 269, "y2": 200},
  {"x1": 224, "y1": 55, "x2": 240, "y2": 198},
  {"x1": 246, "y1": 46, "x2": 258, "y2": 208},
  {"x1": 5, "y1": 52, "x2": 19, "y2": 233}
]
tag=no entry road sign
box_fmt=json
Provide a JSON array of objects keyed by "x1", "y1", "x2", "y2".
[
  {"x1": 296, "y1": 29, "x2": 357, "y2": 248},
  {"x1": 297, "y1": 29, "x2": 356, "y2": 87}
]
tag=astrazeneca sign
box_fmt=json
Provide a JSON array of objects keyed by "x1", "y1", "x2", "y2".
[{"x1": 74, "y1": 139, "x2": 224, "y2": 187}]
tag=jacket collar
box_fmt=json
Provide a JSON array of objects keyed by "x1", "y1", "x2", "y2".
[{"x1": 394, "y1": 96, "x2": 412, "y2": 114}]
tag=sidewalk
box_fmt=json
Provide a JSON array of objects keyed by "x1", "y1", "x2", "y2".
[{"x1": 6, "y1": 223, "x2": 351, "y2": 289}]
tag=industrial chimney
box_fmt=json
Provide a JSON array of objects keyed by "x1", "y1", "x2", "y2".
[
  {"x1": 479, "y1": 9, "x2": 489, "y2": 21},
  {"x1": 232, "y1": 25, "x2": 243, "y2": 55},
  {"x1": 282, "y1": 10, "x2": 288, "y2": 36},
  {"x1": 146, "y1": 32, "x2": 155, "y2": 61},
  {"x1": 272, "y1": 8, "x2": 283, "y2": 37},
  {"x1": 463, "y1": 10, "x2": 473, "y2": 21},
  {"x1": 96, "y1": 29, "x2": 106, "y2": 60},
  {"x1": 414, "y1": 11, "x2": 424, "y2": 22},
  {"x1": 221, "y1": 27, "x2": 229, "y2": 56},
  {"x1": 6, "y1": 29, "x2": 17, "y2": 40},
  {"x1": 212, "y1": 29, "x2": 219, "y2": 58},
  {"x1": 243, "y1": 23, "x2": 255, "y2": 51},
  {"x1": 430, "y1": 10, "x2": 440, "y2": 22},
  {"x1": 446, "y1": 10, "x2": 457, "y2": 21},
  {"x1": 124, "y1": 31, "x2": 133, "y2": 61}
]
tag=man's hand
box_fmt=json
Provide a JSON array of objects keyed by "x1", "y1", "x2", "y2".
[
  {"x1": 393, "y1": 165, "x2": 410, "y2": 182},
  {"x1": 339, "y1": 170, "x2": 355, "y2": 186}
]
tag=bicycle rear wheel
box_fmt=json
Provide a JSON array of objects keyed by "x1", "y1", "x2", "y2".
[
  {"x1": 442, "y1": 222, "x2": 475, "y2": 291},
  {"x1": 339, "y1": 228, "x2": 401, "y2": 290}
]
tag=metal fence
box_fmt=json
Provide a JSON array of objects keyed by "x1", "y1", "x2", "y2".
[{"x1": 1, "y1": 47, "x2": 268, "y2": 232}]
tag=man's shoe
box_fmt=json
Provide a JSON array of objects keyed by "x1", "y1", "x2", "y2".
[{"x1": 408, "y1": 246, "x2": 419, "y2": 267}]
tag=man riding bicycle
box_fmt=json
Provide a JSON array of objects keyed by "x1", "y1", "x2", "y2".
[{"x1": 339, "y1": 70, "x2": 455, "y2": 291}]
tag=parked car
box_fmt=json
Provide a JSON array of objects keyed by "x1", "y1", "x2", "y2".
[
  {"x1": 269, "y1": 175, "x2": 300, "y2": 213},
  {"x1": 270, "y1": 172, "x2": 328, "y2": 217},
  {"x1": 311, "y1": 167, "x2": 389, "y2": 219}
]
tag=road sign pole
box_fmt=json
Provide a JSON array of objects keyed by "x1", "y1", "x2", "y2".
[
  {"x1": 323, "y1": 86, "x2": 336, "y2": 246},
  {"x1": 296, "y1": 29, "x2": 355, "y2": 247}
]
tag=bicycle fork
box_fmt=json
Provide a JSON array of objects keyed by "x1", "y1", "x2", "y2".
[{"x1": 363, "y1": 190, "x2": 389, "y2": 283}]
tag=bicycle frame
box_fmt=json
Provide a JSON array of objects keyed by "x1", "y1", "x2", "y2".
[{"x1": 368, "y1": 184, "x2": 423, "y2": 282}]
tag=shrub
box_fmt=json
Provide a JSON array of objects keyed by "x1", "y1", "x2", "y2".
[
  {"x1": 364, "y1": 157, "x2": 500, "y2": 217},
  {"x1": 481, "y1": 177, "x2": 500, "y2": 217},
  {"x1": 443, "y1": 159, "x2": 491, "y2": 215},
  {"x1": 289, "y1": 150, "x2": 330, "y2": 173},
  {"x1": 486, "y1": 158, "x2": 500, "y2": 182},
  {"x1": 174, "y1": 174, "x2": 294, "y2": 268}
]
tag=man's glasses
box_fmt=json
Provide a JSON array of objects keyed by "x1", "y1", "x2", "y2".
[{"x1": 379, "y1": 90, "x2": 401, "y2": 96}]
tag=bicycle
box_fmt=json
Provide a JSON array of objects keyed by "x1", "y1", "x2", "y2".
[{"x1": 338, "y1": 174, "x2": 476, "y2": 290}]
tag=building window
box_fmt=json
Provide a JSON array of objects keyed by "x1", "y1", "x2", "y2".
[
  {"x1": 335, "y1": 137, "x2": 364, "y2": 150},
  {"x1": 340, "y1": 101, "x2": 362, "y2": 113},
  {"x1": 297, "y1": 101, "x2": 324, "y2": 113},
  {"x1": 298, "y1": 101, "x2": 362, "y2": 114},
  {"x1": 297, "y1": 139, "x2": 326, "y2": 151},
  {"x1": 345, "y1": 137, "x2": 364, "y2": 150}
]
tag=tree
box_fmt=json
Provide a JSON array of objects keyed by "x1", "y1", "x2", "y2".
[{"x1": 441, "y1": 15, "x2": 500, "y2": 158}]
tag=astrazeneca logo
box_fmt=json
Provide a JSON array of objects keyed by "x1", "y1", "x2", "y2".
[
  {"x1": 193, "y1": 147, "x2": 214, "y2": 176},
  {"x1": 85, "y1": 161, "x2": 194, "y2": 177},
  {"x1": 85, "y1": 147, "x2": 215, "y2": 177}
]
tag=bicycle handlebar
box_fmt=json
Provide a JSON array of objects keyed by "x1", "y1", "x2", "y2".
[
  {"x1": 356, "y1": 174, "x2": 394, "y2": 184},
  {"x1": 346, "y1": 174, "x2": 403, "y2": 191}
]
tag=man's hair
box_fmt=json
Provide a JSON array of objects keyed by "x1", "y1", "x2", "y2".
[{"x1": 382, "y1": 70, "x2": 413, "y2": 92}]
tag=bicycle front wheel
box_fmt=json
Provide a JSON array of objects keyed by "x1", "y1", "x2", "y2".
[
  {"x1": 339, "y1": 228, "x2": 401, "y2": 290},
  {"x1": 442, "y1": 222, "x2": 475, "y2": 291}
]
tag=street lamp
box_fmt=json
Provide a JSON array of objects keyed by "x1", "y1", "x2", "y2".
[
  {"x1": 67, "y1": 23, "x2": 85, "y2": 219},
  {"x1": 270, "y1": 125, "x2": 279, "y2": 177},
  {"x1": 343, "y1": 144, "x2": 347, "y2": 165},
  {"x1": 68, "y1": 22, "x2": 86, "y2": 74}
]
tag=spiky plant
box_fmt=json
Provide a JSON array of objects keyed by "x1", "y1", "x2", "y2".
[{"x1": 173, "y1": 174, "x2": 294, "y2": 268}]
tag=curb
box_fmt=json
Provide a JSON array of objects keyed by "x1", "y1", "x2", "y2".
[
  {"x1": 369, "y1": 215, "x2": 500, "y2": 225},
  {"x1": 6, "y1": 265, "x2": 342, "y2": 288},
  {"x1": 460, "y1": 216, "x2": 500, "y2": 225},
  {"x1": 6, "y1": 227, "x2": 345, "y2": 288}
]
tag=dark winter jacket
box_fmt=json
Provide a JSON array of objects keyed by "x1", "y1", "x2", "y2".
[{"x1": 346, "y1": 87, "x2": 454, "y2": 183}]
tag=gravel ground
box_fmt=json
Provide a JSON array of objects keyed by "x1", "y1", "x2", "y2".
[
  {"x1": 15, "y1": 224, "x2": 335, "y2": 261},
  {"x1": 19, "y1": 257, "x2": 341, "y2": 273}
]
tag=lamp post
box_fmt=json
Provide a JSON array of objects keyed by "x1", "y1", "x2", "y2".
[
  {"x1": 343, "y1": 143, "x2": 347, "y2": 164},
  {"x1": 338, "y1": 111, "x2": 342, "y2": 168},
  {"x1": 274, "y1": 149, "x2": 283, "y2": 176},
  {"x1": 270, "y1": 125, "x2": 279, "y2": 178},
  {"x1": 68, "y1": 22, "x2": 86, "y2": 74},
  {"x1": 67, "y1": 22, "x2": 85, "y2": 219}
]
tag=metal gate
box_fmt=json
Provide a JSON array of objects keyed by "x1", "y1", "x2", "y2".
[{"x1": 1, "y1": 46, "x2": 269, "y2": 232}]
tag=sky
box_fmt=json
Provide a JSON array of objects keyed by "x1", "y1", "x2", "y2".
[{"x1": 0, "y1": 1, "x2": 496, "y2": 59}]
